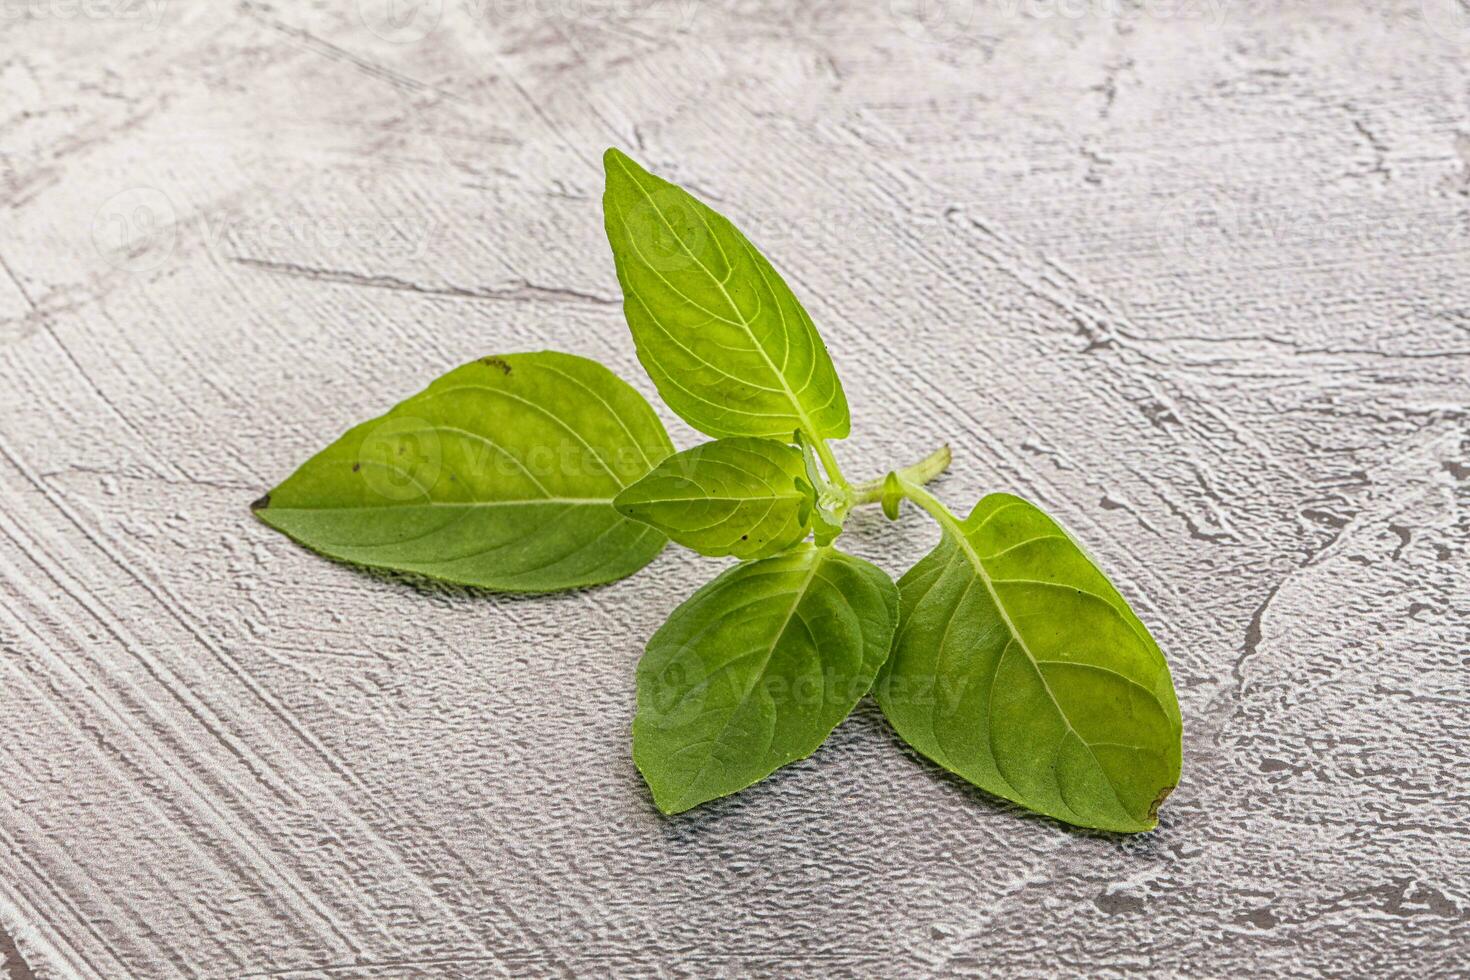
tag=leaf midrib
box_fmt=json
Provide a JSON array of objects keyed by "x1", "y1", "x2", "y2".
[
  {"x1": 627, "y1": 491, "x2": 803, "y2": 506},
  {"x1": 266, "y1": 497, "x2": 618, "y2": 513}
]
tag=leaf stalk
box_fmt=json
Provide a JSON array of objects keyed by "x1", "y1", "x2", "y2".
[
  {"x1": 812, "y1": 436, "x2": 848, "y2": 488},
  {"x1": 889, "y1": 473, "x2": 961, "y2": 532},
  {"x1": 850, "y1": 445, "x2": 952, "y2": 506}
]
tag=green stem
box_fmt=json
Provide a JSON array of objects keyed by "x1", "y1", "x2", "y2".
[
  {"x1": 812, "y1": 437, "x2": 848, "y2": 489},
  {"x1": 891, "y1": 473, "x2": 960, "y2": 531},
  {"x1": 851, "y1": 444, "x2": 952, "y2": 506}
]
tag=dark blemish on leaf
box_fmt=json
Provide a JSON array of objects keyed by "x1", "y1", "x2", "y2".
[
  {"x1": 250, "y1": 494, "x2": 271, "y2": 511},
  {"x1": 482, "y1": 356, "x2": 512, "y2": 375},
  {"x1": 741, "y1": 534, "x2": 748, "y2": 540},
  {"x1": 1147, "y1": 783, "x2": 1175, "y2": 821},
  {"x1": 352, "y1": 463, "x2": 361, "y2": 472}
]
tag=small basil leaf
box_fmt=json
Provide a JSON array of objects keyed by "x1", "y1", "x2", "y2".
[
  {"x1": 793, "y1": 428, "x2": 828, "y2": 492},
  {"x1": 614, "y1": 437, "x2": 812, "y2": 559},
  {"x1": 874, "y1": 493, "x2": 1182, "y2": 832},
  {"x1": 253, "y1": 351, "x2": 675, "y2": 593},
  {"x1": 634, "y1": 544, "x2": 898, "y2": 814},
  {"x1": 811, "y1": 508, "x2": 843, "y2": 547},
  {"x1": 793, "y1": 427, "x2": 846, "y2": 545},
  {"x1": 794, "y1": 477, "x2": 814, "y2": 527},
  {"x1": 602, "y1": 148, "x2": 850, "y2": 442},
  {"x1": 880, "y1": 472, "x2": 903, "y2": 521}
]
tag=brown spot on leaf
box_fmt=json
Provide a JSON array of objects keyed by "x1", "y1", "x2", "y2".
[
  {"x1": 482, "y1": 356, "x2": 512, "y2": 375},
  {"x1": 1148, "y1": 783, "x2": 1176, "y2": 821},
  {"x1": 352, "y1": 462, "x2": 361, "y2": 472},
  {"x1": 250, "y1": 493, "x2": 271, "y2": 511}
]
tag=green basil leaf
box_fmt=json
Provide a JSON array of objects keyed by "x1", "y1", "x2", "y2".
[
  {"x1": 874, "y1": 493, "x2": 1182, "y2": 832},
  {"x1": 634, "y1": 544, "x2": 898, "y2": 813},
  {"x1": 810, "y1": 508, "x2": 843, "y2": 548},
  {"x1": 613, "y1": 437, "x2": 812, "y2": 559},
  {"x1": 252, "y1": 351, "x2": 675, "y2": 593},
  {"x1": 602, "y1": 148, "x2": 850, "y2": 442}
]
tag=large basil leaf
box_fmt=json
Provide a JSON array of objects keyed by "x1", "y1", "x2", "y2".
[
  {"x1": 602, "y1": 148, "x2": 850, "y2": 442},
  {"x1": 614, "y1": 437, "x2": 813, "y2": 560},
  {"x1": 253, "y1": 351, "x2": 675, "y2": 592},
  {"x1": 875, "y1": 493, "x2": 1181, "y2": 832},
  {"x1": 634, "y1": 544, "x2": 898, "y2": 813}
]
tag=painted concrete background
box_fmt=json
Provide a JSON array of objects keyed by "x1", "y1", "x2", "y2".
[{"x1": 1, "y1": 1, "x2": 1467, "y2": 976}]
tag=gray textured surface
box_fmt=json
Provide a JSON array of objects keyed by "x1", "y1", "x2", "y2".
[{"x1": 2, "y1": 1, "x2": 1468, "y2": 977}]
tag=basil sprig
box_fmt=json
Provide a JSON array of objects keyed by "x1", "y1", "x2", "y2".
[{"x1": 254, "y1": 150, "x2": 1182, "y2": 832}]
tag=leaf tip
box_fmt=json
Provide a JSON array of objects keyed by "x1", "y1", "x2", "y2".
[
  {"x1": 603, "y1": 146, "x2": 633, "y2": 174},
  {"x1": 610, "y1": 492, "x2": 640, "y2": 522},
  {"x1": 638, "y1": 768, "x2": 693, "y2": 816},
  {"x1": 652, "y1": 796, "x2": 686, "y2": 817}
]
